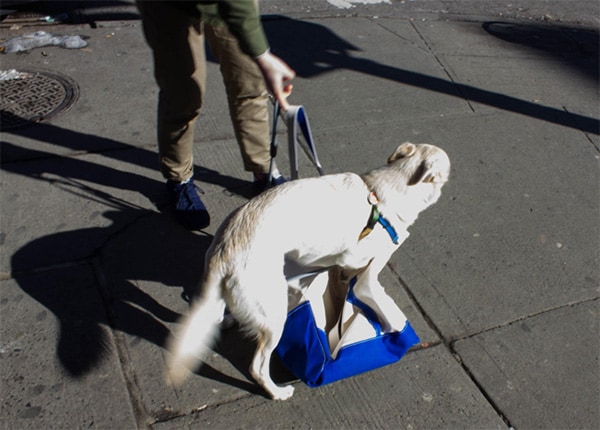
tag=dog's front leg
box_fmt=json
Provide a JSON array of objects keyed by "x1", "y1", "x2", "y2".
[{"x1": 353, "y1": 256, "x2": 407, "y2": 333}]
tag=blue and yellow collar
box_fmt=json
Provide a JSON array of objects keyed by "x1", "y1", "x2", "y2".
[{"x1": 358, "y1": 192, "x2": 399, "y2": 245}]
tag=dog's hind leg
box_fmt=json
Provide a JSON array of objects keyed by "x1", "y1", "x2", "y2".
[
  {"x1": 241, "y1": 280, "x2": 294, "y2": 400},
  {"x1": 250, "y1": 324, "x2": 294, "y2": 400}
]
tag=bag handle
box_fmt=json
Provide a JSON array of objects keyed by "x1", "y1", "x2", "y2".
[
  {"x1": 268, "y1": 100, "x2": 324, "y2": 183},
  {"x1": 345, "y1": 277, "x2": 383, "y2": 336},
  {"x1": 285, "y1": 105, "x2": 324, "y2": 179},
  {"x1": 288, "y1": 271, "x2": 386, "y2": 337}
]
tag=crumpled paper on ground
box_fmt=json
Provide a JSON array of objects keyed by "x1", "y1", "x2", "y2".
[{"x1": 0, "y1": 31, "x2": 88, "y2": 53}]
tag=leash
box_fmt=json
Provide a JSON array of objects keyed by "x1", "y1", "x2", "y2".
[
  {"x1": 268, "y1": 100, "x2": 324, "y2": 184},
  {"x1": 358, "y1": 191, "x2": 400, "y2": 245},
  {"x1": 268, "y1": 100, "x2": 282, "y2": 184}
]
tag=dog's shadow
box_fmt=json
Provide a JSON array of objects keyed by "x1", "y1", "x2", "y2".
[
  {"x1": 3, "y1": 140, "x2": 289, "y2": 398},
  {"x1": 88, "y1": 206, "x2": 296, "y2": 396},
  {"x1": 10, "y1": 202, "x2": 293, "y2": 397},
  {"x1": 182, "y1": 275, "x2": 296, "y2": 396},
  {"x1": 194, "y1": 324, "x2": 296, "y2": 398}
]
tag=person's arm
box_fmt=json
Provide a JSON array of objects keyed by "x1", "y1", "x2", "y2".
[
  {"x1": 199, "y1": 0, "x2": 295, "y2": 109},
  {"x1": 215, "y1": 0, "x2": 269, "y2": 58}
]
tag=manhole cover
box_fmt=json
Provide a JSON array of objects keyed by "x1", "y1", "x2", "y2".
[{"x1": 0, "y1": 69, "x2": 79, "y2": 130}]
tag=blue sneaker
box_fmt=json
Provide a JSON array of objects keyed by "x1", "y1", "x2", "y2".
[{"x1": 165, "y1": 178, "x2": 210, "y2": 230}]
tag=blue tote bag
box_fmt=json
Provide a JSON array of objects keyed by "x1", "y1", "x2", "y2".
[{"x1": 276, "y1": 270, "x2": 420, "y2": 387}]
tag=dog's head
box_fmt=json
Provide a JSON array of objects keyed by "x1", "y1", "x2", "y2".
[
  {"x1": 387, "y1": 142, "x2": 451, "y2": 187},
  {"x1": 366, "y1": 142, "x2": 450, "y2": 222}
]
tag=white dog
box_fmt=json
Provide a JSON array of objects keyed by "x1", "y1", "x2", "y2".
[{"x1": 166, "y1": 142, "x2": 450, "y2": 400}]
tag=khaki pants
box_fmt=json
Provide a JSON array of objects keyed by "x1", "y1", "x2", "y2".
[{"x1": 138, "y1": 1, "x2": 271, "y2": 182}]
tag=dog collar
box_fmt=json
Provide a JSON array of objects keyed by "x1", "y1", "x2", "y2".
[{"x1": 358, "y1": 192, "x2": 400, "y2": 245}]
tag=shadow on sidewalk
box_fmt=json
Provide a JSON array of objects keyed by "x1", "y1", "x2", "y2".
[
  {"x1": 8, "y1": 201, "x2": 286, "y2": 394},
  {"x1": 0, "y1": 0, "x2": 140, "y2": 26},
  {"x1": 1, "y1": 121, "x2": 257, "y2": 198},
  {"x1": 263, "y1": 16, "x2": 599, "y2": 134},
  {"x1": 3, "y1": 142, "x2": 198, "y2": 372},
  {"x1": 483, "y1": 21, "x2": 599, "y2": 82},
  {"x1": 3, "y1": 125, "x2": 278, "y2": 393}
]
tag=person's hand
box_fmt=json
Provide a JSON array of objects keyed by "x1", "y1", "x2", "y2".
[{"x1": 255, "y1": 51, "x2": 295, "y2": 111}]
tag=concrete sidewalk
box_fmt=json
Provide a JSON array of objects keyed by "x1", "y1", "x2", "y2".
[{"x1": 1, "y1": 1, "x2": 598, "y2": 428}]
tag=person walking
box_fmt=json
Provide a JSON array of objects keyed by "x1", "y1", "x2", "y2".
[{"x1": 137, "y1": 1, "x2": 295, "y2": 230}]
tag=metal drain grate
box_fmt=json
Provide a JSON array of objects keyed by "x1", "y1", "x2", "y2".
[{"x1": 0, "y1": 69, "x2": 79, "y2": 130}]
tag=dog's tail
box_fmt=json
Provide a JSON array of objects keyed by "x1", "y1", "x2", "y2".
[{"x1": 165, "y1": 275, "x2": 226, "y2": 386}]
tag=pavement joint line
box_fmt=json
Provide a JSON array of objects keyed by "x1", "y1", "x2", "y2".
[
  {"x1": 5, "y1": 210, "x2": 158, "y2": 280},
  {"x1": 407, "y1": 19, "x2": 477, "y2": 114},
  {"x1": 396, "y1": 267, "x2": 515, "y2": 427},
  {"x1": 448, "y1": 295, "x2": 600, "y2": 346},
  {"x1": 368, "y1": 13, "x2": 478, "y2": 115},
  {"x1": 265, "y1": 10, "x2": 597, "y2": 28},
  {"x1": 394, "y1": 245, "x2": 599, "y2": 347},
  {"x1": 443, "y1": 297, "x2": 600, "y2": 429},
  {"x1": 383, "y1": 262, "x2": 500, "y2": 423},
  {"x1": 151, "y1": 390, "x2": 259, "y2": 426},
  {"x1": 561, "y1": 106, "x2": 600, "y2": 150},
  {"x1": 447, "y1": 343, "x2": 515, "y2": 429},
  {"x1": 368, "y1": 16, "x2": 432, "y2": 55},
  {"x1": 388, "y1": 261, "x2": 598, "y2": 428},
  {"x1": 91, "y1": 258, "x2": 151, "y2": 429},
  {"x1": 388, "y1": 260, "x2": 448, "y2": 344}
]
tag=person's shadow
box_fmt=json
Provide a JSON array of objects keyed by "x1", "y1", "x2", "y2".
[
  {"x1": 1, "y1": 116, "x2": 258, "y2": 200},
  {"x1": 263, "y1": 16, "x2": 599, "y2": 134}
]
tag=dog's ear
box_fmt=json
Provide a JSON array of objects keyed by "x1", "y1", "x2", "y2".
[
  {"x1": 388, "y1": 142, "x2": 416, "y2": 164},
  {"x1": 408, "y1": 159, "x2": 443, "y2": 185}
]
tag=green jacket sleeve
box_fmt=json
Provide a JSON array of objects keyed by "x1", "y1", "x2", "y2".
[{"x1": 197, "y1": 0, "x2": 270, "y2": 58}]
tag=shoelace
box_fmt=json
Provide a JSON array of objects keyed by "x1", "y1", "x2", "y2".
[{"x1": 175, "y1": 181, "x2": 205, "y2": 210}]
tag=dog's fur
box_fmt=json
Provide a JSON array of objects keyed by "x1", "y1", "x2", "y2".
[{"x1": 166, "y1": 142, "x2": 450, "y2": 400}]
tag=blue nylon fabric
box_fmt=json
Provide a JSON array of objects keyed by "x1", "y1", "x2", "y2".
[
  {"x1": 297, "y1": 108, "x2": 313, "y2": 152},
  {"x1": 377, "y1": 214, "x2": 400, "y2": 244},
  {"x1": 275, "y1": 302, "x2": 329, "y2": 384},
  {"x1": 275, "y1": 280, "x2": 420, "y2": 387},
  {"x1": 316, "y1": 322, "x2": 419, "y2": 387},
  {"x1": 295, "y1": 107, "x2": 324, "y2": 176}
]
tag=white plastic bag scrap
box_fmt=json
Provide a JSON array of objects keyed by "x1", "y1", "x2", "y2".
[
  {"x1": 0, "y1": 31, "x2": 88, "y2": 53},
  {"x1": 0, "y1": 69, "x2": 32, "y2": 81}
]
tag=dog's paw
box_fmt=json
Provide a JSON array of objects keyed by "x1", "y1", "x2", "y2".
[{"x1": 270, "y1": 384, "x2": 295, "y2": 401}]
